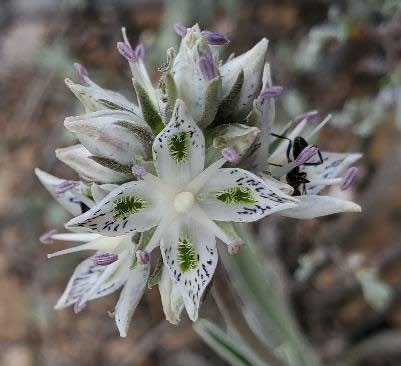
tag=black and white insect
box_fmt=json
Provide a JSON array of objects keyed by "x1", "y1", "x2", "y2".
[{"x1": 270, "y1": 134, "x2": 323, "y2": 196}]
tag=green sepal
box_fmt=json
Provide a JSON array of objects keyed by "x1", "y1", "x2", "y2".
[
  {"x1": 148, "y1": 257, "x2": 164, "y2": 289},
  {"x1": 199, "y1": 76, "x2": 222, "y2": 128},
  {"x1": 113, "y1": 120, "x2": 154, "y2": 159},
  {"x1": 214, "y1": 69, "x2": 244, "y2": 124},
  {"x1": 133, "y1": 80, "x2": 165, "y2": 135},
  {"x1": 216, "y1": 221, "x2": 244, "y2": 244},
  {"x1": 97, "y1": 99, "x2": 139, "y2": 115},
  {"x1": 89, "y1": 156, "x2": 132, "y2": 175},
  {"x1": 162, "y1": 72, "x2": 178, "y2": 123}
]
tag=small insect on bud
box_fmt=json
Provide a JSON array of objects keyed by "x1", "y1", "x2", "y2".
[
  {"x1": 294, "y1": 110, "x2": 319, "y2": 124},
  {"x1": 132, "y1": 165, "x2": 147, "y2": 178},
  {"x1": 295, "y1": 145, "x2": 319, "y2": 166},
  {"x1": 199, "y1": 56, "x2": 216, "y2": 81},
  {"x1": 93, "y1": 253, "x2": 119, "y2": 266},
  {"x1": 73, "y1": 63, "x2": 89, "y2": 85},
  {"x1": 222, "y1": 147, "x2": 240, "y2": 164},
  {"x1": 341, "y1": 167, "x2": 358, "y2": 191},
  {"x1": 228, "y1": 241, "x2": 243, "y2": 255},
  {"x1": 259, "y1": 86, "x2": 284, "y2": 99},
  {"x1": 174, "y1": 23, "x2": 187, "y2": 37},
  {"x1": 117, "y1": 41, "x2": 138, "y2": 62},
  {"x1": 39, "y1": 229, "x2": 58, "y2": 244},
  {"x1": 201, "y1": 30, "x2": 230, "y2": 45},
  {"x1": 136, "y1": 250, "x2": 150, "y2": 265}
]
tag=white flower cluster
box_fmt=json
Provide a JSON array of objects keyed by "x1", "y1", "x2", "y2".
[{"x1": 36, "y1": 24, "x2": 361, "y2": 337}]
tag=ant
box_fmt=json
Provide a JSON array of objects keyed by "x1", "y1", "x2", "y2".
[{"x1": 270, "y1": 134, "x2": 323, "y2": 196}]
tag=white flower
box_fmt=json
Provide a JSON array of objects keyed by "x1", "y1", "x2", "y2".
[{"x1": 66, "y1": 99, "x2": 298, "y2": 320}]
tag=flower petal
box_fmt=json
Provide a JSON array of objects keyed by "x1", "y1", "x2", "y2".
[
  {"x1": 114, "y1": 262, "x2": 150, "y2": 337},
  {"x1": 302, "y1": 152, "x2": 362, "y2": 194},
  {"x1": 35, "y1": 168, "x2": 91, "y2": 216},
  {"x1": 160, "y1": 217, "x2": 217, "y2": 321},
  {"x1": 279, "y1": 194, "x2": 361, "y2": 219},
  {"x1": 158, "y1": 266, "x2": 184, "y2": 325},
  {"x1": 55, "y1": 250, "x2": 130, "y2": 309},
  {"x1": 153, "y1": 99, "x2": 205, "y2": 188},
  {"x1": 56, "y1": 144, "x2": 131, "y2": 183},
  {"x1": 65, "y1": 110, "x2": 153, "y2": 164},
  {"x1": 66, "y1": 181, "x2": 165, "y2": 236},
  {"x1": 198, "y1": 168, "x2": 298, "y2": 222}
]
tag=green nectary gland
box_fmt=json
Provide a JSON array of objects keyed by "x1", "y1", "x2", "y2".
[
  {"x1": 112, "y1": 196, "x2": 146, "y2": 218},
  {"x1": 177, "y1": 237, "x2": 198, "y2": 272},
  {"x1": 168, "y1": 131, "x2": 189, "y2": 163},
  {"x1": 216, "y1": 187, "x2": 256, "y2": 205}
]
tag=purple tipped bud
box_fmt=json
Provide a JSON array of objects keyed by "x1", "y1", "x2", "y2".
[
  {"x1": 54, "y1": 180, "x2": 79, "y2": 195},
  {"x1": 136, "y1": 250, "x2": 150, "y2": 265},
  {"x1": 201, "y1": 30, "x2": 230, "y2": 45},
  {"x1": 222, "y1": 147, "x2": 240, "y2": 164},
  {"x1": 228, "y1": 241, "x2": 243, "y2": 255},
  {"x1": 132, "y1": 164, "x2": 147, "y2": 178},
  {"x1": 259, "y1": 86, "x2": 284, "y2": 99},
  {"x1": 174, "y1": 23, "x2": 187, "y2": 37},
  {"x1": 199, "y1": 56, "x2": 216, "y2": 81},
  {"x1": 74, "y1": 300, "x2": 86, "y2": 314},
  {"x1": 294, "y1": 110, "x2": 319, "y2": 124},
  {"x1": 135, "y1": 44, "x2": 145, "y2": 60},
  {"x1": 340, "y1": 167, "x2": 358, "y2": 191},
  {"x1": 295, "y1": 145, "x2": 319, "y2": 166},
  {"x1": 40, "y1": 229, "x2": 58, "y2": 244},
  {"x1": 117, "y1": 41, "x2": 137, "y2": 62},
  {"x1": 74, "y1": 63, "x2": 89, "y2": 84},
  {"x1": 93, "y1": 253, "x2": 118, "y2": 266}
]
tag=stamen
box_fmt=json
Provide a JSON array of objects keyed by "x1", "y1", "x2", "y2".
[
  {"x1": 74, "y1": 300, "x2": 86, "y2": 314},
  {"x1": 174, "y1": 23, "x2": 187, "y2": 37},
  {"x1": 199, "y1": 56, "x2": 216, "y2": 81},
  {"x1": 93, "y1": 253, "x2": 118, "y2": 266},
  {"x1": 135, "y1": 44, "x2": 145, "y2": 60},
  {"x1": 294, "y1": 110, "x2": 319, "y2": 124},
  {"x1": 228, "y1": 240, "x2": 243, "y2": 255},
  {"x1": 221, "y1": 147, "x2": 240, "y2": 164},
  {"x1": 132, "y1": 164, "x2": 146, "y2": 178},
  {"x1": 147, "y1": 210, "x2": 177, "y2": 252},
  {"x1": 40, "y1": 229, "x2": 58, "y2": 244},
  {"x1": 54, "y1": 180, "x2": 79, "y2": 195},
  {"x1": 341, "y1": 167, "x2": 358, "y2": 191},
  {"x1": 305, "y1": 114, "x2": 332, "y2": 140},
  {"x1": 295, "y1": 145, "x2": 319, "y2": 166},
  {"x1": 117, "y1": 41, "x2": 138, "y2": 62},
  {"x1": 136, "y1": 250, "x2": 150, "y2": 265},
  {"x1": 186, "y1": 158, "x2": 226, "y2": 194},
  {"x1": 73, "y1": 63, "x2": 89, "y2": 85},
  {"x1": 201, "y1": 30, "x2": 230, "y2": 45},
  {"x1": 259, "y1": 86, "x2": 284, "y2": 99}
]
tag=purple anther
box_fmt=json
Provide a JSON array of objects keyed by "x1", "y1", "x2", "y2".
[
  {"x1": 117, "y1": 41, "x2": 138, "y2": 62},
  {"x1": 74, "y1": 63, "x2": 89, "y2": 84},
  {"x1": 259, "y1": 86, "x2": 284, "y2": 99},
  {"x1": 135, "y1": 44, "x2": 145, "y2": 60},
  {"x1": 39, "y1": 229, "x2": 58, "y2": 244},
  {"x1": 132, "y1": 165, "x2": 147, "y2": 178},
  {"x1": 54, "y1": 180, "x2": 79, "y2": 195},
  {"x1": 295, "y1": 145, "x2": 319, "y2": 166},
  {"x1": 222, "y1": 147, "x2": 240, "y2": 164},
  {"x1": 228, "y1": 241, "x2": 243, "y2": 255},
  {"x1": 294, "y1": 110, "x2": 319, "y2": 124},
  {"x1": 136, "y1": 250, "x2": 150, "y2": 265},
  {"x1": 340, "y1": 167, "x2": 358, "y2": 191},
  {"x1": 93, "y1": 253, "x2": 118, "y2": 266},
  {"x1": 199, "y1": 56, "x2": 216, "y2": 81},
  {"x1": 174, "y1": 23, "x2": 187, "y2": 37},
  {"x1": 74, "y1": 300, "x2": 86, "y2": 314},
  {"x1": 201, "y1": 30, "x2": 230, "y2": 45}
]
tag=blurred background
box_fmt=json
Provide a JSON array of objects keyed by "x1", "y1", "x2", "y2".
[{"x1": 1, "y1": 0, "x2": 401, "y2": 365}]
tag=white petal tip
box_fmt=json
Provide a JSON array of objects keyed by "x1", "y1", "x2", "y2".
[{"x1": 346, "y1": 202, "x2": 362, "y2": 213}]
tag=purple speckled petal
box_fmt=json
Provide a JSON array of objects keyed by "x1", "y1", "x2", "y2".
[
  {"x1": 73, "y1": 63, "x2": 89, "y2": 85},
  {"x1": 259, "y1": 86, "x2": 284, "y2": 99},
  {"x1": 199, "y1": 56, "x2": 215, "y2": 81},
  {"x1": 117, "y1": 41, "x2": 138, "y2": 62},
  {"x1": 174, "y1": 23, "x2": 187, "y2": 37},
  {"x1": 295, "y1": 145, "x2": 318, "y2": 166},
  {"x1": 341, "y1": 167, "x2": 358, "y2": 191},
  {"x1": 294, "y1": 110, "x2": 319, "y2": 123},
  {"x1": 202, "y1": 30, "x2": 230, "y2": 45}
]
